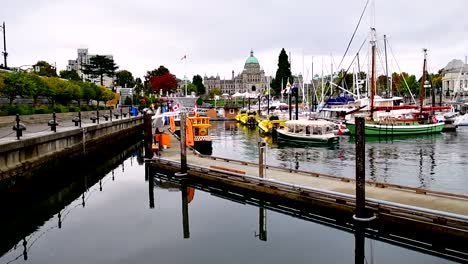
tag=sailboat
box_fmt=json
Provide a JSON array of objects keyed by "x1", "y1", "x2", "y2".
[{"x1": 346, "y1": 30, "x2": 445, "y2": 136}]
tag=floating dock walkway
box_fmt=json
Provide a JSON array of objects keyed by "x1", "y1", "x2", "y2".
[{"x1": 147, "y1": 129, "x2": 468, "y2": 257}]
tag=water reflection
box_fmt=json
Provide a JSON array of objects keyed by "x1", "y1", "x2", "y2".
[
  {"x1": 212, "y1": 121, "x2": 468, "y2": 194},
  {"x1": 149, "y1": 172, "x2": 466, "y2": 263},
  {"x1": 0, "y1": 141, "x2": 145, "y2": 263}
]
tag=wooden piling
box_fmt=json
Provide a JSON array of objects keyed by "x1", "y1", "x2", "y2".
[
  {"x1": 143, "y1": 111, "x2": 153, "y2": 159},
  {"x1": 355, "y1": 117, "x2": 366, "y2": 219},
  {"x1": 180, "y1": 113, "x2": 187, "y2": 174},
  {"x1": 259, "y1": 142, "x2": 266, "y2": 178}
]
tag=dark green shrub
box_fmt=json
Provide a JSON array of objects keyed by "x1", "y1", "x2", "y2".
[{"x1": 68, "y1": 106, "x2": 78, "y2": 112}]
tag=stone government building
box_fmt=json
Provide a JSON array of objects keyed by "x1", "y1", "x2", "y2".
[
  {"x1": 203, "y1": 50, "x2": 272, "y2": 96},
  {"x1": 442, "y1": 58, "x2": 468, "y2": 96}
]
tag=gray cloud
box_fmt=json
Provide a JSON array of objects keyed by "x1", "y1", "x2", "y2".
[{"x1": 1, "y1": 0, "x2": 466, "y2": 80}]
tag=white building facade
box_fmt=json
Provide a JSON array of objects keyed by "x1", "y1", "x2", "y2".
[
  {"x1": 442, "y1": 59, "x2": 468, "y2": 96},
  {"x1": 66, "y1": 48, "x2": 115, "y2": 88}
]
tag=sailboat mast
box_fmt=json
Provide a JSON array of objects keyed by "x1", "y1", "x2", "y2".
[
  {"x1": 330, "y1": 54, "x2": 333, "y2": 97},
  {"x1": 370, "y1": 28, "x2": 376, "y2": 120},
  {"x1": 384, "y1": 34, "x2": 389, "y2": 97},
  {"x1": 420, "y1": 48, "x2": 428, "y2": 112}
]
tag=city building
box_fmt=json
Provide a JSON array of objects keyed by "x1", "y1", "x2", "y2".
[
  {"x1": 442, "y1": 58, "x2": 468, "y2": 96},
  {"x1": 66, "y1": 48, "x2": 115, "y2": 88},
  {"x1": 203, "y1": 50, "x2": 272, "y2": 96}
]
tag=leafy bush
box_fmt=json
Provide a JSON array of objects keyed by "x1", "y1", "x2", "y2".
[{"x1": 68, "y1": 106, "x2": 79, "y2": 112}]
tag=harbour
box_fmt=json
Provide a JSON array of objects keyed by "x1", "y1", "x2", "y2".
[{"x1": 2, "y1": 131, "x2": 468, "y2": 263}]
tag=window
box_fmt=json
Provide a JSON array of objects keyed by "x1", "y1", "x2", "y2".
[{"x1": 230, "y1": 109, "x2": 235, "y2": 114}]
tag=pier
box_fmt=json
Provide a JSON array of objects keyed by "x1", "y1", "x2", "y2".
[{"x1": 146, "y1": 126, "x2": 468, "y2": 255}]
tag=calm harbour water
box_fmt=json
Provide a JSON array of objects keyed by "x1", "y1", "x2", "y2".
[
  {"x1": 1, "y1": 122, "x2": 467, "y2": 263},
  {"x1": 212, "y1": 121, "x2": 468, "y2": 195}
]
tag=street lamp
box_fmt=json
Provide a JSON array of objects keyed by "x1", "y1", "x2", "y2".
[{"x1": 0, "y1": 21, "x2": 7, "y2": 68}]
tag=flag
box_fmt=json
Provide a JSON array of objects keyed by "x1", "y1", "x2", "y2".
[
  {"x1": 337, "y1": 122, "x2": 343, "y2": 135},
  {"x1": 181, "y1": 54, "x2": 187, "y2": 60},
  {"x1": 193, "y1": 103, "x2": 198, "y2": 115},
  {"x1": 171, "y1": 103, "x2": 180, "y2": 112}
]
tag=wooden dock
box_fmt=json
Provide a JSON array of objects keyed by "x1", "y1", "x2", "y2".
[{"x1": 147, "y1": 129, "x2": 468, "y2": 256}]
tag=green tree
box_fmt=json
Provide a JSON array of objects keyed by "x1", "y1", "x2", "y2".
[
  {"x1": 66, "y1": 81, "x2": 82, "y2": 105},
  {"x1": 208, "y1": 87, "x2": 222, "y2": 98},
  {"x1": 192, "y1": 74, "x2": 206, "y2": 95},
  {"x1": 44, "y1": 77, "x2": 72, "y2": 105},
  {"x1": 60, "y1": 69, "x2": 81, "y2": 81},
  {"x1": 0, "y1": 73, "x2": 5, "y2": 92},
  {"x1": 82, "y1": 55, "x2": 118, "y2": 86},
  {"x1": 124, "y1": 96, "x2": 133, "y2": 105},
  {"x1": 270, "y1": 48, "x2": 292, "y2": 95},
  {"x1": 34, "y1": 61, "x2": 58, "y2": 77},
  {"x1": 100, "y1": 87, "x2": 115, "y2": 106},
  {"x1": 116, "y1": 70, "x2": 135, "y2": 88},
  {"x1": 78, "y1": 81, "x2": 97, "y2": 105},
  {"x1": 186, "y1": 83, "x2": 197, "y2": 95},
  {"x1": 28, "y1": 74, "x2": 49, "y2": 106},
  {"x1": 134, "y1": 77, "x2": 143, "y2": 97},
  {"x1": 2, "y1": 72, "x2": 35, "y2": 105}
]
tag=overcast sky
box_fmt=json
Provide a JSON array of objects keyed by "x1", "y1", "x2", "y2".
[{"x1": 1, "y1": 0, "x2": 467, "y2": 82}]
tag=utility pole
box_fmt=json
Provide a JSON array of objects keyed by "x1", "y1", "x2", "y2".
[{"x1": 1, "y1": 21, "x2": 7, "y2": 68}]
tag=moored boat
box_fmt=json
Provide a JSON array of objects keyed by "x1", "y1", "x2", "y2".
[
  {"x1": 235, "y1": 109, "x2": 248, "y2": 122},
  {"x1": 240, "y1": 110, "x2": 260, "y2": 127},
  {"x1": 258, "y1": 114, "x2": 286, "y2": 134},
  {"x1": 346, "y1": 119, "x2": 445, "y2": 136},
  {"x1": 276, "y1": 119, "x2": 340, "y2": 146},
  {"x1": 187, "y1": 114, "x2": 212, "y2": 155}
]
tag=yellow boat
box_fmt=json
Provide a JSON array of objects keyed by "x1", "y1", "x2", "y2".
[
  {"x1": 240, "y1": 110, "x2": 260, "y2": 127},
  {"x1": 187, "y1": 113, "x2": 212, "y2": 155},
  {"x1": 235, "y1": 109, "x2": 248, "y2": 122},
  {"x1": 258, "y1": 114, "x2": 286, "y2": 134}
]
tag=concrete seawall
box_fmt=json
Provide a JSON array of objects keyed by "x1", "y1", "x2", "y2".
[{"x1": 0, "y1": 116, "x2": 144, "y2": 188}]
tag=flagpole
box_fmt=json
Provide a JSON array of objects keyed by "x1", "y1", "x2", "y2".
[{"x1": 184, "y1": 54, "x2": 187, "y2": 97}]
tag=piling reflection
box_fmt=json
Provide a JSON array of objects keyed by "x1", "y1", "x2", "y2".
[
  {"x1": 148, "y1": 169, "x2": 468, "y2": 263},
  {"x1": 181, "y1": 181, "x2": 190, "y2": 239},
  {"x1": 255, "y1": 206, "x2": 267, "y2": 241}
]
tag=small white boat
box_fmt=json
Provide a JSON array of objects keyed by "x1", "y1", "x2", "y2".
[{"x1": 275, "y1": 119, "x2": 340, "y2": 146}]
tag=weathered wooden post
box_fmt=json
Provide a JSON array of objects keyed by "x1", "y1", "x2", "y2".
[
  {"x1": 143, "y1": 110, "x2": 153, "y2": 159},
  {"x1": 97, "y1": 109, "x2": 100, "y2": 124},
  {"x1": 258, "y1": 141, "x2": 266, "y2": 178},
  {"x1": 288, "y1": 93, "x2": 292, "y2": 120},
  {"x1": 175, "y1": 113, "x2": 188, "y2": 177},
  {"x1": 353, "y1": 117, "x2": 375, "y2": 222}
]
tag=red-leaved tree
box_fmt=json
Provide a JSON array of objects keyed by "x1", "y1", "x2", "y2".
[{"x1": 150, "y1": 73, "x2": 177, "y2": 94}]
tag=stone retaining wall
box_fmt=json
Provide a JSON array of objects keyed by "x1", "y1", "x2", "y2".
[{"x1": 0, "y1": 116, "x2": 144, "y2": 188}]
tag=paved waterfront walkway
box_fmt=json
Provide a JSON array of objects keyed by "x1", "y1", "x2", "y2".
[
  {"x1": 0, "y1": 116, "x2": 130, "y2": 144},
  {"x1": 155, "y1": 130, "x2": 468, "y2": 216}
]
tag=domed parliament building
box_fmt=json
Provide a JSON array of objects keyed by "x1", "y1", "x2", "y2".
[{"x1": 203, "y1": 50, "x2": 272, "y2": 96}]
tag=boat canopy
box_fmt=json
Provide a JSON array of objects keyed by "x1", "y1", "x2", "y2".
[{"x1": 326, "y1": 96, "x2": 355, "y2": 105}]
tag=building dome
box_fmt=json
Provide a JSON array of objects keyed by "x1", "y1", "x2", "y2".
[{"x1": 245, "y1": 50, "x2": 259, "y2": 64}]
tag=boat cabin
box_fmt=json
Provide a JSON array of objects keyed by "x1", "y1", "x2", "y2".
[{"x1": 285, "y1": 120, "x2": 335, "y2": 136}]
